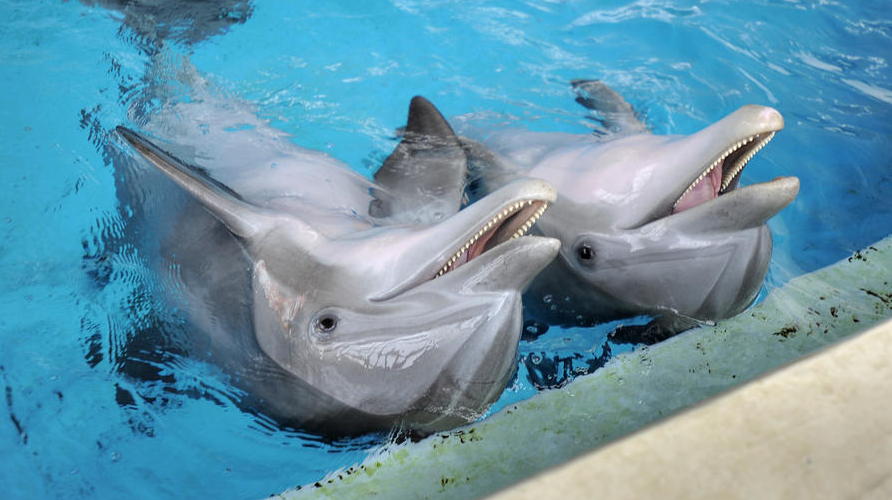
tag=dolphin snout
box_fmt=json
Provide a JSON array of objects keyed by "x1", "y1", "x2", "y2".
[
  {"x1": 733, "y1": 104, "x2": 785, "y2": 132},
  {"x1": 759, "y1": 106, "x2": 784, "y2": 130},
  {"x1": 761, "y1": 175, "x2": 799, "y2": 219},
  {"x1": 773, "y1": 175, "x2": 800, "y2": 199}
]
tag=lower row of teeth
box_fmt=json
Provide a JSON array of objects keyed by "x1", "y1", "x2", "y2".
[
  {"x1": 672, "y1": 132, "x2": 776, "y2": 210},
  {"x1": 435, "y1": 200, "x2": 548, "y2": 278}
]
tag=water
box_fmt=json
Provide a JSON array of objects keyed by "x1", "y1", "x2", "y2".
[{"x1": 1, "y1": 0, "x2": 891, "y2": 498}]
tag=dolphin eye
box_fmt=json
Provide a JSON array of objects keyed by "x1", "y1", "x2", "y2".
[
  {"x1": 313, "y1": 313, "x2": 338, "y2": 336},
  {"x1": 575, "y1": 242, "x2": 595, "y2": 265}
]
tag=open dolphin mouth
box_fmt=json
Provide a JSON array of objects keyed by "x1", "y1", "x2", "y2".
[
  {"x1": 672, "y1": 131, "x2": 778, "y2": 214},
  {"x1": 367, "y1": 177, "x2": 556, "y2": 302},
  {"x1": 435, "y1": 199, "x2": 549, "y2": 278}
]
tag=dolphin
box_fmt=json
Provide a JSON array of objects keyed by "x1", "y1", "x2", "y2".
[
  {"x1": 116, "y1": 93, "x2": 559, "y2": 437},
  {"x1": 82, "y1": 0, "x2": 254, "y2": 47},
  {"x1": 458, "y1": 80, "x2": 799, "y2": 343}
]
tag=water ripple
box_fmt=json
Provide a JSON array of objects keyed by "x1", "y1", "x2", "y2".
[
  {"x1": 842, "y1": 78, "x2": 892, "y2": 106},
  {"x1": 569, "y1": 0, "x2": 702, "y2": 27},
  {"x1": 844, "y1": 18, "x2": 892, "y2": 39}
]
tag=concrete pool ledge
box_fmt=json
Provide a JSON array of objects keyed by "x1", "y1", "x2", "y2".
[
  {"x1": 275, "y1": 235, "x2": 892, "y2": 500},
  {"x1": 488, "y1": 316, "x2": 892, "y2": 500}
]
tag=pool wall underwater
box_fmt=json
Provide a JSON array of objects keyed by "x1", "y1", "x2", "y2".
[{"x1": 1, "y1": 1, "x2": 891, "y2": 499}]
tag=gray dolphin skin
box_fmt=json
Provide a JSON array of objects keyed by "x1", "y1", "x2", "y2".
[
  {"x1": 461, "y1": 81, "x2": 799, "y2": 342},
  {"x1": 116, "y1": 93, "x2": 559, "y2": 436}
]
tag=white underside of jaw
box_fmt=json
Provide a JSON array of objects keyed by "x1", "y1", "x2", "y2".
[
  {"x1": 435, "y1": 200, "x2": 549, "y2": 278},
  {"x1": 672, "y1": 131, "x2": 777, "y2": 212}
]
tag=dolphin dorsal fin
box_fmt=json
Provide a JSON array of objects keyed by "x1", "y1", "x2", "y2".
[
  {"x1": 571, "y1": 79, "x2": 650, "y2": 137},
  {"x1": 117, "y1": 126, "x2": 276, "y2": 240},
  {"x1": 404, "y1": 95, "x2": 457, "y2": 138},
  {"x1": 371, "y1": 96, "x2": 467, "y2": 224}
]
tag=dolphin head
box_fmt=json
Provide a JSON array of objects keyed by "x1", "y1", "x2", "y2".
[
  {"x1": 529, "y1": 105, "x2": 798, "y2": 323},
  {"x1": 117, "y1": 123, "x2": 558, "y2": 434},
  {"x1": 248, "y1": 179, "x2": 558, "y2": 432}
]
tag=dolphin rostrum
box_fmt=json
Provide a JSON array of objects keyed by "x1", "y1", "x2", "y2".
[
  {"x1": 116, "y1": 93, "x2": 559, "y2": 436},
  {"x1": 459, "y1": 80, "x2": 799, "y2": 343}
]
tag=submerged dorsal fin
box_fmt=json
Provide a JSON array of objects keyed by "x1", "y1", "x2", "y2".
[
  {"x1": 117, "y1": 126, "x2": 277, "y2": 240},
  {"x1": 371, "y1": 96, "x2": 467, "y2": 224},
  {"x1": 571, "y1": 79, "x2": 650, "y2": 137}
]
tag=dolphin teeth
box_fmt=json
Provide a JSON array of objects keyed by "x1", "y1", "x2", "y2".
[
  {"x1": 433, "y1": 199, "x2": 550, "y2": 279},
  {"x1": 719, "y1": 131, "x2": 776, "y2": 192},
  {"x1": 675, "y1": 162, "x2": 717, "y2": 206},
  {"x1": 673, "y1": 130, "x2": 777, "y2": 211}
]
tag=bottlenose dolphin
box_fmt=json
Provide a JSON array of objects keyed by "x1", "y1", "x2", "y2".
[
  {"x1": 82, "y1": 0, "x2": 253, "y2": 47},
  {"x1": 116, "y1": 93, "x2": 559, "y2": 436},
  {"x1": 459, "y1": 80, "x2": 799, "y2": 343}
]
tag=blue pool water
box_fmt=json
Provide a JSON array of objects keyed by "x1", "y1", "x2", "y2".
[{"x1": 2, "y1": 0, "x2": 891, "y2": 498}]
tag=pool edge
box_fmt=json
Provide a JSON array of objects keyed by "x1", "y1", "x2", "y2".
[{"x1": 486, "y1": 315, "x2": 892, "y2": 499}]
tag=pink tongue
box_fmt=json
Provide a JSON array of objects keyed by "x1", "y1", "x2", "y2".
[
  {"x1": 445, "y1": 227, "x2": 499, "y2": 274},
  {"x1": 673, "y1": 165, "x2": 723, "y2": 214}
]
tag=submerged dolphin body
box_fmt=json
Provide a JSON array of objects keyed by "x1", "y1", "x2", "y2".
[
  {"x1": 459, "y1": 81, "x2": 799, "y2": 342},
  {"x1": 117, "y1": 93, "x2": 559, "y2": 436}
]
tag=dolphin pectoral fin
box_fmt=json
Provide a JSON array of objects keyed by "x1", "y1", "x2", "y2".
[
  {"x1": 117, "y1": 126, "x2": 280, "y2": 240},
  {"x1": 571, "y1": 79, "x2": 650, "y2": 137},
  {"x1": 372, "y1": 96, "x2": 468, "y2": 223}
]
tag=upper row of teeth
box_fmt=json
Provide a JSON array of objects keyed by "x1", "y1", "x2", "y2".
[
  {"x1": 672, "y1": 132, "x2": 776, "y2": 210},
  {"x1": 720, "y1": 132, "x2": 775, "y2": 191},
  {"x1": 435, "y1": 200, "x2": 548, "y2": 278}
]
